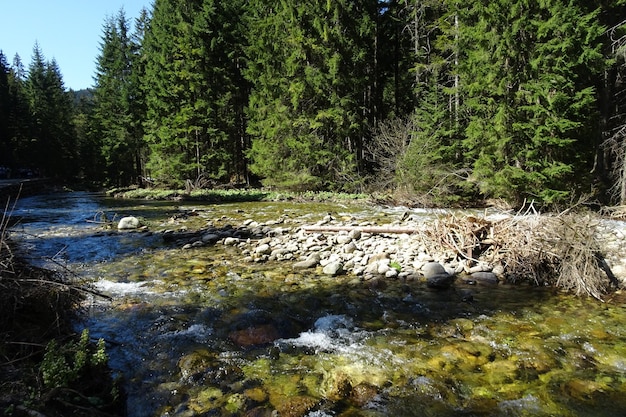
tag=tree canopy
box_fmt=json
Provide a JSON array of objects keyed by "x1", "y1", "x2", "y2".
[{"x1": 2, "y1": 0, "x2": 626, "y2": 206}]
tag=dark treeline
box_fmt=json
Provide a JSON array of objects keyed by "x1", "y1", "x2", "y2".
[{"x1": 2, "y1": 0, "x2": 626, "y2": 207}]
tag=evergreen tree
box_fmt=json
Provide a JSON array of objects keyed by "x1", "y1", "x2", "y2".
[
  {"x1": 600, "y1": 0, "x2": 626, "y2": 204},
  {"x1": 388, "y1": 0, "x2": 471, "y2": 203},
  {"x1": 142, "y1": 0, "x2": 247, "y2": 187},
  {"x1": 0, "y1": 51, "x2": 11, "y2": 168},
  {"x1": 456, "y1": 0, "x2": 605, "y2": 204},
  {"x1": 244, "y1": 0, "x2": 379, "y2": 191},
  {"x1": 24, "y1": 45, "x2": 77, "y2": 178},
  {"x1": 6, "y1": 54, "x2": 32, "y2": 171},
  {"x1": 92, "y1": 9, "x2": 142, "y2": 186}
]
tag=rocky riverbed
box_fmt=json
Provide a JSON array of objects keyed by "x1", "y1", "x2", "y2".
[
  {"x1": 121, "y1": 206, "x2": 626, "y2": 297},
  {"x1": 13, "y1": 193, "x2": 626, "y2": 416}
]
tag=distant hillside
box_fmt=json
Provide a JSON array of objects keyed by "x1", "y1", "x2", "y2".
[{"x1": 69, "y1": 88, "x2": 94, "y2": 105}]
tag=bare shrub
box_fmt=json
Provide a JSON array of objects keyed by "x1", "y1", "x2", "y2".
[
  {"x1": 364, "y1": 116, "x2": 414, "y2": 191},
  {"x1": 423, "y1": 208, "x2": 614, "y2": 300}
]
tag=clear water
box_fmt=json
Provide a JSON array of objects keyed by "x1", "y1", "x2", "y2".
[{"x1": 10, "y1": 191, "x2": 626, "y2": 416}]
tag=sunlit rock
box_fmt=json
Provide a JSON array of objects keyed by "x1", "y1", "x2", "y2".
[
  {"x1": 255, "y1": 243, "x2": 272, "y2": 255},
  {"x1": 422, "y1": 262, "x2": 446, "y2": 278},
  {"x1": 117, "y1": 216, "x2": 140, "y2": 229},
  {"x1": 323, "y1": 261, "x2": 344, "y2": 276}
]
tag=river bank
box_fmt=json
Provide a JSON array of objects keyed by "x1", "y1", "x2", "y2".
[{"x1": 0, "y1": 214, "x2": 124, "y2": 416}]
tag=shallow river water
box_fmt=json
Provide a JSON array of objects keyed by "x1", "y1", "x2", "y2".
[{"x1": 10, "y1": 192, "x2": 626, "y2": 416}]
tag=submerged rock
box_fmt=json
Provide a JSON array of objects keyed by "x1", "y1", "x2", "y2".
[
  {"x1": 178, "y1": 349, "x2": 217, "y2": 380},
  {"x1": 426, "y1": 273, "x2": 456, "y2": 289},
  {"x1": 229, "y1": 324, "x2": 280, "y2": 347},
  {"x1": 274, "y1": 395, "x2": 318, "y2": 417},
  {"x1": 349, "y1": 382, "x2": 379, "y2": 407}
]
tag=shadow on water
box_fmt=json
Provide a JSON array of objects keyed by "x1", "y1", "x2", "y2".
[{"x1": 10, "y1": 192, "x2": 626, "y2": 417}]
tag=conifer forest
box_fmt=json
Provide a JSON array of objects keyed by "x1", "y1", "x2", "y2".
[{"x1": 2, "y1": 0, "x2": 626, "y2": 207}]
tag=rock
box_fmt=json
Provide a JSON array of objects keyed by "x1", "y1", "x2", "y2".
[
  {"x1": 348, "y1": 229, "x2": 362, "y2": 240},
  {"x1": 323, "y1": 261, "x2": 344, "y2": 276},
  {"x1": 293, "y1": 253, "x2": 321, "y2": 269},
  {"x1": 229, "y1": 324, "x2": 280, "y2": 347},
  {"x1": 336, "y1": 234, "x2": 352, "y2": 244},
  {"x1": 201, "y1": 233, "x2": 220, "y2": 244},
  {"x1": 255, "y1": 243, "x2": 272, "y2": 255},
  {"x1": 471, "y1": 271, "x2": 499, "y2": 285},
  {"x1": 344, "y1": 241, "x2": 358, "y2": 254},
  {"x1": 223, "y1": 237, "x2": 239, "y2": 246},
  {"x1": 117, "y1": 216, "x2": 140, "y2": 230},
  {"x1": 422, "y1": 262, "x2": 447, "y2": 278},
  {"x1": 178, "y1": 349, "x2": 217, "y2": 380},
  {"x1": 349, "y1": 382, "x2": 378, "y2": 407},
  {"x1": 322, "y1": 372, "x2": 352, "y2": 401},
  {"x1": 385, "y1": 269, "x2": 399, "y2": 279},
  {"x1": 244, "y1": 387, "x2": 269, "y2": 404},
  {"x1": 426, "y1": 273, "x2": 456, "y2": 289},
  {"x1": 275, "y1": 395, "x2": 317, "y2": 417}
]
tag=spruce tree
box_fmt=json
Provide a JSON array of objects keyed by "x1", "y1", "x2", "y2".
[
  {"x1": 0, "y1": 51, "x2": 10, "y2": 168},
  {"x1": 244, "y1": 0, "x2": 379, "y2": 191},
  {"x1": 24, "y1": 45, "x2": 77, "y2": 178},
  {"x1": 143, "y1": 0, "x2": 247, "y2": 187},
  {"x1": 456, "y1": 0, "x2": 605, "y2": 204},
  {"x1": 93, "y1": 9, "x2": 142, "y2": 186}
]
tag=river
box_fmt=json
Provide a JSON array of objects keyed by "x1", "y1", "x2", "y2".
[{"x1": 9, "y1": 191, "x2": 626, "y2": 416}]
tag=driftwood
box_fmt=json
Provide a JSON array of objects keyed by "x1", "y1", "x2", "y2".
[{"x1": 302, "y1": 225, "x2": 420, "y2": 234}]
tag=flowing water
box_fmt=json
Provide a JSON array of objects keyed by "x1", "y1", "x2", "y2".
[{"x1": 10, "y1": 191, "x2": 626, "y2": 417}]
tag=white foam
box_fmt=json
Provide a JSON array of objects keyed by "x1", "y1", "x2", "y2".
[
  {"x1": 160, "y1": 323, "x2": 214, "y2": 343},
  {"x1": 95, "y1": 279, "x2": 158, "y2": 295}
]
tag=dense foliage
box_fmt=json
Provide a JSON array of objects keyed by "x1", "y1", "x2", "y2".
[{"x1": 2, "y1": 0, "x2": 626, "y2": 206}]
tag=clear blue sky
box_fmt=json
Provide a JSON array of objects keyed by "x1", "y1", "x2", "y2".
[{"x1": 0, "y1": 0, "x2": 152, "y2": 91}]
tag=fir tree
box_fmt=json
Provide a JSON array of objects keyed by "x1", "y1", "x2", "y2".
[{"x1": 142, "y1": 0, "x2": 247, "y2": 187}]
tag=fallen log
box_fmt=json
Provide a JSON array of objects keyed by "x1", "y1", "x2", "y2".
[{"x1": 302, "y1": 225, "x2": 420, "y2": 234}]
